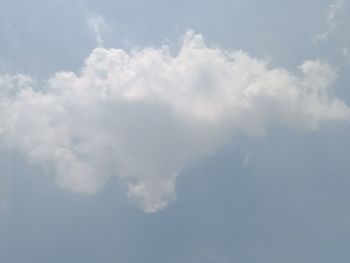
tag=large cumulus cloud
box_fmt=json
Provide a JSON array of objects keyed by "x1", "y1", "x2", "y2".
[{"x1": 0, "y1": 31, "x2": 349, "y2": 212}]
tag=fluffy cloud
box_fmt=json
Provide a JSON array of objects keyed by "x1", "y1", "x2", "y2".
[{"x1": 0, "y1": 31, "x2": 349, "y2": 212}]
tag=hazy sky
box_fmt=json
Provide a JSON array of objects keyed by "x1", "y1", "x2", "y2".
[{"x1": 1, "y1": 0, "x2": 350, "y2": 262}]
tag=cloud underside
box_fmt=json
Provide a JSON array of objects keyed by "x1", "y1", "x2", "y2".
[{"x1": 0, "y1": 31, "x2": 349, "y2": 212}]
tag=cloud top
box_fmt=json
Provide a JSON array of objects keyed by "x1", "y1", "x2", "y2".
[{"x1": 0, "y1": 31, "x2": 349, "y2": 212}]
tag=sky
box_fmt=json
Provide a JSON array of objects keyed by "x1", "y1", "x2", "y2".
[{"x1": 0, "y1": 0, "x2": 350, "y2": 262}]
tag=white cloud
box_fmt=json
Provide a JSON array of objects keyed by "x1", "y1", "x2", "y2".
[
  {"x1": 0, "y1": 31, "x2": 349, "y2": 212},
  {"x1": 313, "y1": 0, "x2": 347, "y2": 43},
  {"x1": 87, "y1": 14, "x2": 108, "y2": 47}
]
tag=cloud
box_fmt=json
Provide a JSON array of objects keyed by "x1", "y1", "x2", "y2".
[
  {"x1": 313, "y1": 0, "x2": 346, "y2": 43},
  {"x1": 0, "y1": 31, "x2": 349, "y2": 212},
  {"x1": 87, "y1": 14, "x2": 108, "y2": 47}
]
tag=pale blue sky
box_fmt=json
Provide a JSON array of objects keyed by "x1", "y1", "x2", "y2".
[{"x1": 1, "y1": 0, "x2": 350, "y2": 262}]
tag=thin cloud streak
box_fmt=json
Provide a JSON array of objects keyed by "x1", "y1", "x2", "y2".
[
  {"x1": 87, "y1": 14, "x2": 108, "y2": 47},
  {"x1": 313, "y1": 0, "x2": 347, "y2": 43}
]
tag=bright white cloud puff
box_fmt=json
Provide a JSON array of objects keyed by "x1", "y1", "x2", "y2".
[{"x1": 0, "y1": 31, "x2": 349, "y2": 212}]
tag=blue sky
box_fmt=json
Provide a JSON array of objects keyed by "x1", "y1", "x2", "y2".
[{"x1": 1, "y1": 0, "x2": 350, "y2": 262}]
